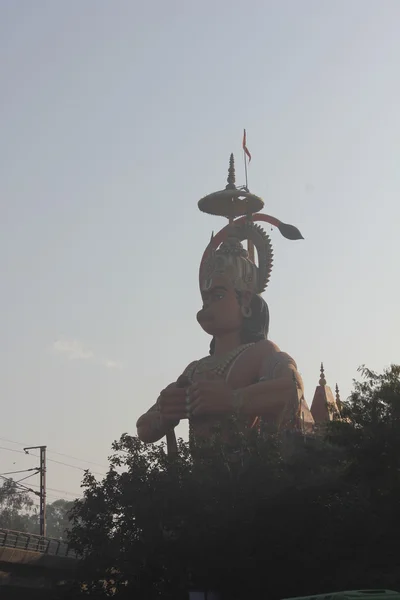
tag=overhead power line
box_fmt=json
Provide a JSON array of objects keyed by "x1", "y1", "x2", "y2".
[
  {"x1": 0, "y1": 445, "x2": 27, "y2": 455},
  {"x1": 0, "y1": 475, "x2": 81, "y2": 500},
  {"x1": 16, "y1": 472, "x2": 40, "y2": 484},
  {"x1": 0, "y1": 478, "x2": 72, "y2": 506},
  {"x1": 0, "y1": 467, "x2": 40, "y2": 476},
  {"x1": 0, "y1": 444, "x2": 106, "y2": 477},
  {"x1": 0, "y1": 474, "x2": 40, "y2": 497},
  {"x1": 0, "y1": 435, "x2": 108, "y2": 470},
  {"x1": 27, "y1": 481, "x2": 82, "y2": 498},
  {"x1": 45, "y1": 449, "x2": 108, "y2": 470},
  {"x1": 42, "y1": 456, "x2": 106, "y2": 477}
]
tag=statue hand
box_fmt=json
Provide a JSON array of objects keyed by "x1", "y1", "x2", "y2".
[
  {"x1": 186, "y1": 380, "x2": 234, "y2": 417},
  {"x1": 158, "y1": 383, "x2": 188, "y2": 421}
]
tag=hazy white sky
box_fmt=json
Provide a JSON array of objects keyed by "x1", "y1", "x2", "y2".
[{"x1": 1, "y1": 0, "x2": 399, "y2": 505}]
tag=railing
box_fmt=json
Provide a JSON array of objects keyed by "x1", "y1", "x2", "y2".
[{"x1": 0, "y1": 528, "x2": 77, "y2": 559}]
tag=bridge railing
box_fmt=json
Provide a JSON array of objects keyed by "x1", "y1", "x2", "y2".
[{"x1": 0, "y1": 528, "x2": 77, "y2": 558}]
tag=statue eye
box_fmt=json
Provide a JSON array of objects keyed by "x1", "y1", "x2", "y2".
[{"x1": 213, "y1": 292, "x2": 225, "y2": 301}]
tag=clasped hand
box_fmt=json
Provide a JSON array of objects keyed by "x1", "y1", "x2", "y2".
[{"x1": 157, "y1": 380, "x2": 234, "y2": 420}]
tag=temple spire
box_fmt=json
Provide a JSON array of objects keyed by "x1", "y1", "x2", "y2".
[
  {"x1": 226, "y1": 153, "x2": 236, "y2": 190},
  {"x1": 311, "y1": 363, "x2": 340, "y2": 424},
  {"x1": 319, "y1": 362, "x2": 327, "y2": 386},
  {"x1": 335, "y1": 384, "x2": 342, "y2": 413}
]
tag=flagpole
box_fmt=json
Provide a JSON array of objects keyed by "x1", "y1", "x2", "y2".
[{"x1": 244, "y1": 146, "x2": 249, "y2": 191}]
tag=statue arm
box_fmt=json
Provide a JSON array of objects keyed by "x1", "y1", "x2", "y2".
[
  {"x1": 136, "y1": 362, "x2": 197, "y2": 444},
  {"x1": 232, "y1": 351, "x2": 301, "y2": 423},
  {"x1": 136, "y1": 401, "x2": 179, "y2": 444}
]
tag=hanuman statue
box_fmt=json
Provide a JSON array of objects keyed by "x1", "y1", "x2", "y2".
[{"x1": 136, "y1": 154, "x2": 314, "y2": 452}]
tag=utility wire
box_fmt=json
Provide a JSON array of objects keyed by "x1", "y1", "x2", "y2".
[
  {"x1": 27, "y1": 481, "x2": 82, "y2": 498},
  {"x1": 0, "y1": 444, "x2": 106, "y2": 476},
  {"x1": 0, "y1": 445, "x2": 27, "y2": 455},
  {"x1": 0, "y1": 446, "x2": 87, "y2": 499},
  {"x1": 44, "y1": 456, "x2": 106, "y2": 477},
  {"x1": 45, "y1": 449, "x2": 108, "y2": 470},
  {"x1": 0, "y1": 473, "x2": 82, "y2": 502},
  {"x1": 16, "y1": 471, "x2": 40, "y2": 484},
  {"x1": 0, "y1": 467, "x2": 40, "y2": 476},
  {"x1": 0, "y1": 473, "x2": 34, "y2": 492},
  {"x1": 0, "y1": 435, "x2": 108, "y2": 470},
  {"x1": 0, "y1": 474, "x2": 40, "y2": 496}
]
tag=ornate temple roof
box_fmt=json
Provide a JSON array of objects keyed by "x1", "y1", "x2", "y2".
[{"x1": 310, "y1": 363, "x2": 341, "y2": 423}]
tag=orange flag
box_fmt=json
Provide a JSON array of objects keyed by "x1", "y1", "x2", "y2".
[{"x1": 242, "y1": 129, "x2": 252, "y2": 162}]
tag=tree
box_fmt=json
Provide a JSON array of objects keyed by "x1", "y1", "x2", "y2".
[
  {"x1": 46, "y1": 499, "x2": 74, "y2": 539},
  {"x1": 326, "y1": 365, "x2": 400, "y2": 490},
  {"x1": 67, "y1": 432, "x2": 348, "y2": 599},
  {"x1": 0, "y1": 478, "x2": 35, "y2": 531},
  {"x1": 0, "y1": 475, "x2": 75, "y2": 540},
  {"x1": 26, "y1": 499, "x2": 74, "y2": 539},
  {"x1": 324, "y1": 364, "x2": 400, "y2": 587},
  {"x1": 67, "y1": 366, "x2": 400, "y2": 599}
]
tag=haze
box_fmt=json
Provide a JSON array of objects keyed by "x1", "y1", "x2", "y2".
[{"x1": 1, "y1": 1, "x2": 399, "y2": 502}]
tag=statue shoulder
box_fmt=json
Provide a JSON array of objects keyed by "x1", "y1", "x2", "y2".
[
  {"x1": 253, "y1": 339, "x2": 282, "y2": 359},
  {"x1": 180, "y1": 360, "x2": 199, "y2": 380},
  {"x1": 255, "y1": 339, "x2": 298, "y2": 380},
  {"x1": 254, "y1": 338, "x2": 296, "y2": 360}
]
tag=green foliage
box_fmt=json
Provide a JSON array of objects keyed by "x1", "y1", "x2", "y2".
[
  {"x1": 67, "y1": 365, "x2": 400, "y2": 599},
  {"x1": 0, "y1": 479, "x2": 34, "y2": 531},
  {"x1": 27, "y1": 498, "x2": 74, "y2": 539},
  {"x1": 46, "y1": 498, "x2": 74, "y2": 539},
  {"x1": 327, "y1": 364, "x2": 400, "y2": 491},
  {"x1": 0, "y1": 480, "x2": 73, "y2": 540}
]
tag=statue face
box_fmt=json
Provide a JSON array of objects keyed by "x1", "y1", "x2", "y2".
[
  {"x1": 197, "y1": 274, "x2": 246, "y2": 337},
  {"x1": 200, "y1": 250, "x2": 257, "y2": 295}
]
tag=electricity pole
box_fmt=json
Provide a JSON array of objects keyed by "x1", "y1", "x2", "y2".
[{"x1": 24, "y1": 445, "x2": 47, "y2": 537}]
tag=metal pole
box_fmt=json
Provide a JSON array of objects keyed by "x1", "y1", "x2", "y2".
[
  {"x1": 244, "y1": 149, "x2": 249, "y2": 191},
  {"x1": 40, "y1": 446, "x2": 46, "y2": 538},
  {"x1": 23, "y1": 445, "x2": 47, "y2": 538}
]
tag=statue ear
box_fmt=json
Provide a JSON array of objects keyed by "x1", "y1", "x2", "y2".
[{"x1": 241, "y1": 290, "x2": 252, "y2": 308}]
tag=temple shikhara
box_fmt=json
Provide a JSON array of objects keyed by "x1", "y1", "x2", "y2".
[
  {"x1": 311, "y1": 363, "x2": 341, "y2": 425},
  {"x1": 136, "y1": 145, "x2": 341, "y2": 453}
]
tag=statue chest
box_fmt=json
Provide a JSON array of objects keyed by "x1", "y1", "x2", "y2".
[
  {"x1": 184, "y1": 343, "x2": 259, "y2": 389},
  {"x1": 183, "y1": 344, "x2": 261, "y2": 445}
]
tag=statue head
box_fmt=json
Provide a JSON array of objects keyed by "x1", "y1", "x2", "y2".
[
  {"x1": 195, "y1": 152, "x2": 303, "y2": 354},
  {"x1": 197, "y1": 280, "x2": 270, "y2": 355},
  {"x1": 197, "y1": 225, "x2": 271, "y2": 353}
]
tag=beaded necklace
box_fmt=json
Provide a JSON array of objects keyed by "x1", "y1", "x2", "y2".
[
  {"x1": 187, "y1": 343, "x2": 254, "y2": 448},
  {"x1": 187, "y1": 342, "x2": 254, "y2": 380}
]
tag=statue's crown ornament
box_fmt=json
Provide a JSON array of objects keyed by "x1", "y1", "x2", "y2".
[{"x1": 198, "y1": 154, "x2": 303, "y2": 294}]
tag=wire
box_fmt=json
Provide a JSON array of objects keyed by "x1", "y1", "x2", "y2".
[
  {"x1": 0, "y1": 474, "x2": 40, "y2": 497},
  {"x1": 0, "y1": 436, "x2": 33, "y2": 448},
  {"x1": 0, "y1": 468, "x2": 40, "y2": 476},
  {"x1": 27, "y1": 492, "x2": 80, "y2": 503},
  {"x1": 0, "y1": 438, "x2": 98, "y2": 503},
  {"x1": 0, "y1": 445, "x2": 27, "y2": 455},
  {"x1": 27, "y1": 482, "x2": 81, "y2": 498},
  {"x1": 16, "y1": 472, "x2": 40, "y2": 484},
  {"x1": 44, "y1": 456, "x2": 106, "y2": 477},
  {"x1": 0, "y1": 472, "x2": 83, "y2": 504},
  {"x1": 0, "y1": 444, "x2": 106, "y2": 477},
  {"x1": 0, "y1": 436, "x2": 108, "y2": 470},
  {"x1": 45, "y1": 449, "x2": 108, "y2": 470}
]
